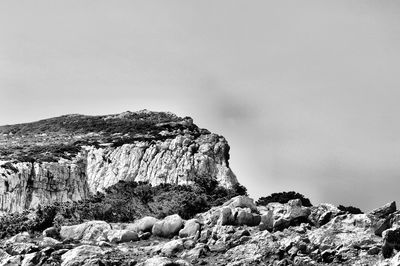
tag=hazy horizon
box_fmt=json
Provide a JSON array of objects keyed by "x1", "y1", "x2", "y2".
[{"x1": 2, "y1": 0, "x2": 400, "y2": 211}]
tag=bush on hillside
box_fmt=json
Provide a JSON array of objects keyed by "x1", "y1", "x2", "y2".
[
  {"x1": 0, "y1": 178, "x2": 248, "y2": 239},
  {"x1": 256, "y1": 191, "x2": 312, "y2": 207},
  {"x1": 338, "y1": 205, "x2": 363, "y2": 214}
]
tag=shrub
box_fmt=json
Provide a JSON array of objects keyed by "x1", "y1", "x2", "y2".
[
  {"x1": 338, "y1": 205, "x2": 363, "y2": 214},
  {"x1": 256, "y1": 191, "x2": 312, "y2": 207}
]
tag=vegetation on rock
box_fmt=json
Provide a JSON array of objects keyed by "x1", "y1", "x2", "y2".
[
  {"x1": 0, "y1": 178, "x2": 246, "y2": 238},
  {"x1": 338, "y1": 204, "x2": 363, "y2": 214},
  {"x1": 0, "y1": 111, "x2": 199, "y2": 162},
  {"x1": 256, "y1": 191, "x2": 313, "y2": 207}
]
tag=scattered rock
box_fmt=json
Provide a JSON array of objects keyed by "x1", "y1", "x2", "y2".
[
  {"x1": 179, "y1": 219, "x2": 201, "y2": 238},
  {"x1": 142, "y1": 256, "x2": 172, "y2": 266},
  {"x1": 60, "y1": 220, "x2": 111, "y2": 241},
  {"x1": 43, "y1": 227, "x2": 59, "y2": 238},
  {"x1": 61, "y1": 245, "x2": 103, "y2": 266},
  {"x1": 369, "y1": 201, "x2": 397, "y2": 219},
  {"x1": 223, "y1": 196, "x2": 258, "y2": 212},
  {"x1": 107, "y1": 229, "x2": 139, "y2": 243},
  {"x1": 382, "y1": 227, "x2": 400, "y2": 258},
  {"x1": 126, "y1": 216, "x2": 159, "y2": 233},
  {"x1": 152, "y1": 214, "x2": 184, "y2": 238},
  {"x1": 161, "y1": 239, "x2": 184, "y2": 257}
]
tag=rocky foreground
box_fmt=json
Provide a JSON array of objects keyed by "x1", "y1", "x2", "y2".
[{"x1": 1, "y1": 196, "x2": 400, "y2": 266}]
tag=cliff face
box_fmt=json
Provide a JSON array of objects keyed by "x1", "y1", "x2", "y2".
[{"x1": 0, "y1": 111, "x2": 237, "y2": 213}]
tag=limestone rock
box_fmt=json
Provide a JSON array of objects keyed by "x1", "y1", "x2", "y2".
[
  {"x1": 308, "y1": 203, "x2": 340, "y2": 226},
  {"x1": 308, "y1": 214, "x2": 380, "y2": 250},
  {"x1": 152, "y1": 214, "x2": 184, "y2": 238},
  {"x1": 179, "y1": 219, "x2": 201, "y2": 238},
  {"x1": 4, "y1": 232, "x2": 31, "y2": 246},
  {"x1": 126, "y1": 216, "x2": 158, "y2": 233},
  {"x1": 107, "y1": 229, "x2": 139, "y2": 243},
  {"x1": 141, "y1": 256, "x2": 172, "y2": 266},
  {"x1": 43, "y1": 227, "x2": 59, "y2": 238},
  {"x1": 61, "y1": 245, "x2": 103, "y2": 266},
  {"x1": 382, "y1": 227, "x2": 400, "y2": 258},
  {"x1": 0, "y1": 111, "x2": 239, "y2": 213},
  {"x1": 259, "y1": 210, "x2": 274, "y2": 231},
  {"x1": 369, "y1": 201, "x2": 397, "y2": 219},
  {"x1": 60, "y1": 220, "x2": 111, "y2": 241},
  {"x1": 236, "y1": 209, "x2": 261, "y2": 226},
  {"x1": 38, "y1": 237, "x2": 62, "y2": 248},
  {"x1": 161, "y1": 239, "x2": 184, "y2": 257},
  {"x1": 223, "y1": 196, "x2": 257, "y2": 212}
]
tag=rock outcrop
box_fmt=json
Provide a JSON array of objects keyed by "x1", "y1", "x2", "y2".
[
  {"x1": 0, "y1": 197, "x2": 397, "y2": 265},
  {"x1": 0, "y1": 111, "x2": 238, "y2": 213}
]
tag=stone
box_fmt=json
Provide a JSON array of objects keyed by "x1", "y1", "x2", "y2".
[
  {"x1": 152, "y1": 214, "x2": 184, "y2": 238},
  {"x1": 369, "y1": 201, "x2": 397, "y2": 219},
  {"x1": 179, "y1": 219, "x2": 201, "y2": 238},
  {"x1": 60, "y1": 220, "x2": 111, "y2": 241},
  {"x1": 43, "y1": 227, "x2": 59, "y2": 238},
  {"x1": 259, "y1": 210, "x2": 274, "y2": 231},
  {"x1": 107, "y1": 230, "x2": 139, "y2": 243},
  {"x1": 308, "y1": 204, "x2": 340, "y2": 227},
  {"x1": 38, "y1": 237, "x2": 62, "y2": 248},
  {"x1": 21, "y1": 252, "x2": 40, "y2": 266},
  {"x1": 61, "y1": 245, "x2": 103, "y2": 266},
  {"x1": 4, "y1": 232, "x2": 31, "y2": 246},
  {"x1": 142, "y1": 256, "x2": 172, "y2": 266},
  {"x1": 139, "y1": 232, "x2": 152, "y2": 240},
  {"x1": 161, "y1": 239, "x2": 184, "y2": 257},
  {"x1": 236, "y1": 209, "x2": 261, "y2": 226},
  {"x1": 5, "y1": 243, "x2": 38, "y2": 256},
  {"x1": 181, "y1": 243, "x2": 209, "y2": 260},
  {"x1": 308, "y1": 214, "x2": 380, "y2": 251},
  {"x1": 223, "y1": 196, "x2": 257, "y2": 212},
  {"x1": 382, "y1": 227, "x2": 400, "y2": 258},
  {"x1": 125, "y1": 216, "x2": 158, "y2": 233},
  {"x1": 218, "y1": 207, "x2": 234, "y2": 225},
  {"x1": 183, "y1": 239, "x2": 196, "y2": 249}
]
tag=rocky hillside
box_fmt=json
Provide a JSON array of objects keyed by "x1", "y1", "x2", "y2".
[
  {"x1": 0, "y1": 196, "x2": 399, "y2": 265},
  {"x1": 0, "y1": 110, "x2": 237, "y2": 213}
]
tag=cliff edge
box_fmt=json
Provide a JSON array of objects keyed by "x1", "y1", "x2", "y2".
[{"x1": 0, "y1": 110, "x2": 238, "y2": 213}]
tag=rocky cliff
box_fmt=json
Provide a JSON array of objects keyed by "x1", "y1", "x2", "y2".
[{"x1": 0, "y1": 110, "x2": 237, "y2": 213}]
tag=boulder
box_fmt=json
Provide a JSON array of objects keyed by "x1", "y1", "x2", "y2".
[
  {"x1": 308, "y1": 214, "x2": 380, "y2": 251},
  {"x1": 4, "y1": 232, "x2": 31, "y2": 246},
  {"x1": 60, "y1": 220, "x2": 111, "y2": 241},
  {"x1": 223, "y1": 196, "x2": 257, "y2": 212},
  {"x1": 5, "y1": 243, "x2": 38, "y2": 256},
  {"x1": 142, "y1": 256, "x2": 172, "y2": 266},
  {"x1": 125, "y1": 216, "x2": 158, "y2": 233},
  {"x1": 259, "y1": 210, "x2": 274, "y2": 231},
  {"x1": 38, "y1": 237, "x2": 62, "y2": 248},
  {"x1": 61, "y1": 245, "x2": 103, "y2": 266},
  {"x1": 43, "y1": 227, "x2": 59, "y2": 238},
  {"x1": 21, "y1": 252, "x2": 40, "y2": 266},
  {"x1": 236, "y1": 209, "x2": 261, "y2": 226},
  {"x1": 179, "y1": 219, "x2": 201, "y2": 238},
  {"x1": 382, "y1": 227, "x2": 400, "y2": 258},
  {"x1": 369, "y1": 201, "x2": 396, "y2": 219},
  {"x1": 152, "y1": 214, "x2": 184, "y2": 238},
  {"x1": 218, "y1": 207, "x2": 234, "y2": 225},
  {"x1": 182, "y1": 243, "x2": 209, "y2": 260},
  {"x1": 107, "y1": 230, "x2": 139, "y2": 243},
  {"x1": 161, "y1": 239, "x2": 184, "y2": 257},
  {"x1": 308, "y1": 203, "x2": 340, "y2": 226}
]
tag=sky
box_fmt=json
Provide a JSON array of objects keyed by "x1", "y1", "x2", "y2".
[{"x1": 1, "y1": 1, "x2": 400, "y2": 211}]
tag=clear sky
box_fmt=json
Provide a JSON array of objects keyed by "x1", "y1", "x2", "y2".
[{"x1": 1, "y1": 1, "x2": 400, "y2": 211}]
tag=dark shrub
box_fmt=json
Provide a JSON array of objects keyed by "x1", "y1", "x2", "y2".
[
  {"x1": 256, "y1": 191, "x2": 312, "y2": 207},
  {"x1": 338, "y1": 205, "x2": 363, "y2": 214}
]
